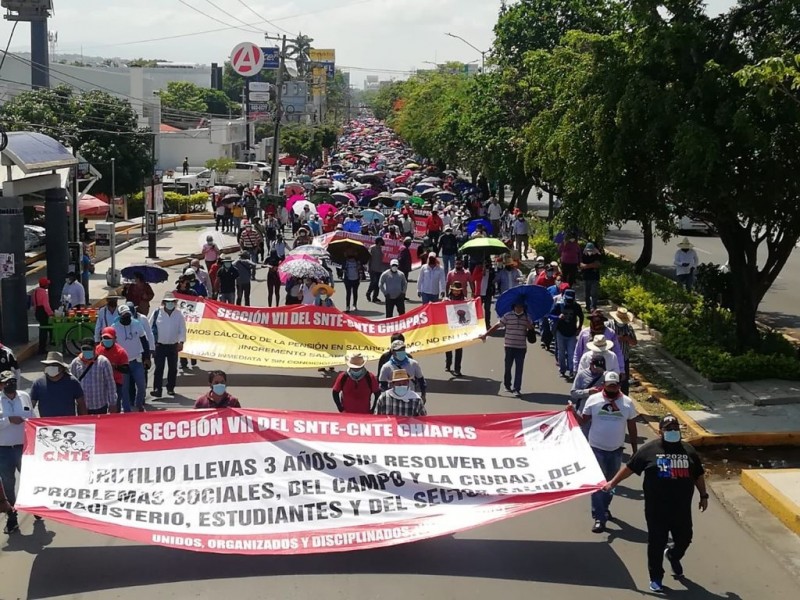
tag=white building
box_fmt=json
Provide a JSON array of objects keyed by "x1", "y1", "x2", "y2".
[{"x1": 0, "y1": 55, "x2": 247, "y2": 171}]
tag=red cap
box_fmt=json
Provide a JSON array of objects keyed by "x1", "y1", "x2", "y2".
[
  {"x1": 101, "y1": 327, "x2": 117, "y2": 339},
  {"x1": 39, "y1": 277, "x2": 50, "y2": 287}
]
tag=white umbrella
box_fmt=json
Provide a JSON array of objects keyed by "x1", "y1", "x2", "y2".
[
  {"x1": 197, "y1": 228, "x2": 226, "y2": 250},
  {"x1": 333, "y1": 180, "x2": 349, "y2": 191},
  {"x1": 292, "y1": 200, "x2": 318, "y2": 216}
]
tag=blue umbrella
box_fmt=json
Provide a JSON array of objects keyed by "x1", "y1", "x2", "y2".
[
  {"x1": 495, "y1": 285, "x2": 554, "y2": 321},
  {"x1": 343, "y1": 220, "x2": 362, "y2": 233},
  {"x1": 466, "y1": 218, "x2": 493, "y2": 236},
  {"x1": 121, "y1": 263, "x2": 169, "y2": 284},
  {"x1": 435, "y1": 191, "x2": 456, "y2": 202}
]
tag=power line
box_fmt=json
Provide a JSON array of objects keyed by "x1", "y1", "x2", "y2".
[
  {"x1": 197, "y1": 0, "x2": 262, "y2": 33},
  {"x1": 176, "y1": 0, "x2": 260, "y2": 34},
  {"x1": 235, "y1": 0, "x2": 294, "y2": 35}
]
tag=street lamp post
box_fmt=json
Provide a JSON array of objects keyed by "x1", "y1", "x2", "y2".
[{"x1": 445, "y1": 32, "x2": 488, "y2": 72}]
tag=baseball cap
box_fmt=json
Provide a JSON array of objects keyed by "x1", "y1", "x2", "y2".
[
  {"x1": 0, "y1": 370, "x2": 16, "y2": 383},
  {"x1": 38, "y1": 277, "x2": 50, "y2": 287},
  {"x1": 391, "y1": 340, "x2": 406, "y2": 351},
  {"x1": 118, "y1": 305, "x2": 131, "y2": 315},
  {"x1": 101, "y1": 327, "x2": 116, "y2": 339},
  {"x1": 660, "y1": 415, "x2": 680, "y2": 429},
  {"x1": 390, "y1": 259, "x2": 399, "y2": 266},
  {"x1": 563, "y1": 289, "x2": 576, "y2": 299},
  {"x1": 604, "y1": 372, "x2": 620, "y2": 384}
]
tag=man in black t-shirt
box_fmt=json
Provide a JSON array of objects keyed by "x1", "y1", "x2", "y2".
[{"x1": 603, "y1": 415, "x2": 708, "y2": 593}]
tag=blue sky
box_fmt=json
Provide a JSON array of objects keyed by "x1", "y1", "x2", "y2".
[{"x1": 0, "y1": 0, "x2": 738, "y2": 86}]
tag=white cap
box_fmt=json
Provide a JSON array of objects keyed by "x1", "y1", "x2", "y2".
[
  {"x1": 604, "y1": 371, "x2": 620, "y2": 384},
  {"x1": 390, "y1": 259, "x2": 399, "y2": 266}
]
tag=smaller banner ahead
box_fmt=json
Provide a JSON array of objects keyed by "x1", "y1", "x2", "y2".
[
  {"x1": 177, "y1": 295, "x2": 485, "y2": 369},
  {"x1": 315, "y1": 231, "x2": 421, "y2": 268},
  {"x1": 15, "y1": 409, "x2": 604, "y2": 555}
]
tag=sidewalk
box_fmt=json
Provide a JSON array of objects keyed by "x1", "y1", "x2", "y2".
[{"x1": 13, "y1": 216, "x2": 236, "y2": 362}]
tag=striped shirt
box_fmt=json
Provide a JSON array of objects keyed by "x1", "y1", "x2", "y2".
[
  {"x1": 499, "y1": 312, "x2": 532, "y2": 349},
  {"x1": 69, "y1": 355, "x2": 117, "y2": 410},
  {"x1": 375, "y1": 390, "x2": 427, "y2": 416}
]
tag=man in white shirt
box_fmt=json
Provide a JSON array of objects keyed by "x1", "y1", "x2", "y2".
[
  {"x1": 94, "y1": 296, "x2": 122, "y2": 341},
  {"x1": 114, "y1": 305, "x2": 151, "y2": 412},
  {"x1": 512, "y1": 214, "x2": 530, "y2": 257},
  {"x1": 417, "y1": 253, "x2": 446, "y2": 304},
  {"x1": 61, "y1": 271, "x2": 86, "y2": 308},
  {"x1": 486, "y1": 197, "x2": 503, "y2": 234},
  {"x1": 150, "y1": 293, "x2": 187, "y2": 397},
  {"x1": 674, "y1": 238, "x2": 700, "y2": 291},
  {"x1": 0, "y1": 370, "x2": 34, "y2": 534},
  {"x1": 572, "y1": 371, "x2": 638, "y2": 533}
]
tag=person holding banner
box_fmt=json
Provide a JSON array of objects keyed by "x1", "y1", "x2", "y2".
[
  {"x1": 375, "y1": 369, "x2": 427, "y2": 417},
  {"x1": 444, "y1": 282, "x2": 467, "y2": 377},
  {"x1": 603, "y1": 415, "x2": 708, "y2": 593},
  {"x1": 0, "y1": 370, "x2": 34, "y2": 534},
  {"x1": 571, "y1": 371, "x2": 638, "y2": 534},
  {"x1": 378, "y1": 340, "x2": 427, "y2": 402},
  {"x1": 332, "y1": 352, "x2": 380, "y2": 414},
  {"x1": 194, "y1": 371, "x2": 241, "y2": 409},
  {"x1": 480, "y1": 301, "x2": 535, "y2": 396}
]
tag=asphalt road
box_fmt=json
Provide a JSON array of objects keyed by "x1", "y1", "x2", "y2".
[
  {"x1": 1, "y1": 262, "x2": 798, "y2": 599},
  {"x1": 527, "y1": 194, "x2": 800, "y2": 336}
]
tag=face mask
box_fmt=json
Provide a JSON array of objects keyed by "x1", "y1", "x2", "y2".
[
  {"x1": 393, "y1": 385, "x2": 409, "y2": 396},
  {"x1": 165, "y1": 302, "x2": 176, "y2": 310},
  {"x1": 82, "y1": 350, "x2": 95, "y2": 361},
  {"x1": 394, "y1": 351, "x2": 407, "y2": 362},
  {"x1": 44, "y1": 366, "x2": 60, "y2": 378},
  {"x1": 120, "y1": 315, "x2": 132, "y2": 325},
  {"x1": 428, "y1": 260, "x2": 435, "y2": 266},
  {"x1": 102, "y1": 339, "x2": 114, "y2": 348},
  {"x1": 212, "y1": 383, "x2": 227, "y2": 395},
  {"x1": 349, "y1": 368, "x2": 366, "y2": 380},
  {"x1": 3, "y1": 383, "x2": 17, "y2": 394},
  {"x1": 663, "y1": 430, "x2": 681, "y2": 443},
  {"x1": 391, "y1": 266, "x2": 398, "y2": 272},
  {"x1": 320, "y1": 294, "x2": 328, "y2": 301},
  {"x1": 223, "y1": 262, "x2": 232, "y2": 268}
]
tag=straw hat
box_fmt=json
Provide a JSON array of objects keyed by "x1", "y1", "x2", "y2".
[
  {"x1": 677, "y1": 237, "x2": 694, "y2": 249},
  {"x1": 345, "y1": 352, "x2": 366, "y2": 369},
  {"x1": 311, "y1": 283, "x2": 334, "y2": 297},
  {"x1": 391, "y1": 369, "x2": 410, "y2": 383},
  {"x1": 610, "y1": 307, "x2": 633, "y2": 323},
  {"x1": 587, "y1": 334, "x2": 614, "y2": 353}
]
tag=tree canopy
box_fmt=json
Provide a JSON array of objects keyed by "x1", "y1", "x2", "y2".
[
  {"x1": 0, "y1": 84, "x2": 153, "y2": 196},
  {"x1": 378, "y1": 0, "x2": 800, "y2": 347},
  {"x1": 160, "y1": 81, "x2": 240, "y2": 121}
]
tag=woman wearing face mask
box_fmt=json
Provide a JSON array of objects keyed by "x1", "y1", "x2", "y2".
[
  {"x1": 95, "y1": 327, "x2": 129, "y2": 411},
  {"x1": 331, "y1": 352, "x2": 380, "y2": 414},
  {"x1": 195, "y1": 370, "x2": 240, "y2": 409},
  {"x1": 68, "y1": 338, "x2": 118, "y2": 414},
  {"x1": 312, "y1": 283, "x2": 335, "y2": 308},
  {"x1": 603, "y1": 415, "x2": 708, "y2": 594}
]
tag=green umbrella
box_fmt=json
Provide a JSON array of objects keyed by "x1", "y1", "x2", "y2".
[
  {"x1": 298, "y1": 174, "x2": 312, "y2": 182},
  {"x1": 459, "y1": 237, "x2": 510, "y2": 256},
  {"x1": 409, "y1": 196, "x2": 426, "y2": 206}
]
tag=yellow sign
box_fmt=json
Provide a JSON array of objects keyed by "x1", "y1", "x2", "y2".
[
  {"x1": 312, "y1": 67, "x2": 327, "y2": 97},
  {"x1": 309, "y1": 49, "x2": 335, "y2": 63}
]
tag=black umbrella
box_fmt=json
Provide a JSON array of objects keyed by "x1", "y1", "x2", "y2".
[{"x1": 121, "y1": 264, "x2": 169, "y2": 283}]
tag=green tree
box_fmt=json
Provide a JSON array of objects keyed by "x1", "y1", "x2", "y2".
[
  {"x1": 280, "y1": 123, "x2": 338, "y2": 160},
  {"x1": 205, "y1": 157, "x2": 235, "y2": 176},
  {"x1": 0, "y1": 84, "x2": 152, "y2": 196},
  {"x1": 160, "y1": 81, "x2": 207, "y2": 113}
]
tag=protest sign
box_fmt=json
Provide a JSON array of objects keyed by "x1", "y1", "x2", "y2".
[
  {"x1": 175, "y1": 294, "x2": 484, "y2": 369},
  {"x1": 315, "y1": 231, "x2": 421, "y2": 267},
  {"x1": 16, "y1": 409, "x2": 604, "y2": 555}
]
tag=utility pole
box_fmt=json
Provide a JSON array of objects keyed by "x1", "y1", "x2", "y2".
[
  {"x1": 270, "y1": 35, "x2": 287, "y2": 195},
  {"x1": 242, "y1": 84, "x2": 250, "y2": 160},
  {"x1": 109, "y1": 157, "x2": 120, "y2": 286}
]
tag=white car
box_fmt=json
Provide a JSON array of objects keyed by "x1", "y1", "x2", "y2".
[{"x1": 676, "y1": 215, "x2": 713, "y2": 235}]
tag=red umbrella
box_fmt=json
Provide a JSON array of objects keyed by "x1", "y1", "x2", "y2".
[{"x1": 34, "y1": 194, "x2": 109, "y2": 216}]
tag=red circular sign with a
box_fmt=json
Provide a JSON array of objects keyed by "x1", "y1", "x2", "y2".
[{"x1": 230, "y1": 42, "x2": 264, "y2": 77}]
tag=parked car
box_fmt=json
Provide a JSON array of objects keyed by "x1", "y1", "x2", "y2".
[
  {"x1": 175, "y1": 169, "x2": 213, "y2": 190},
  {"x1": 24, "y1": 225, "x2": 46, "y2": 252},
  {"x1": 676, "y1": 215, "x2": 714, "y2": 235}
]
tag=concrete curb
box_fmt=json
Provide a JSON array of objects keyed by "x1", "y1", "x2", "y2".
[
  {"x1": 630, "y1": 364, "x2": 800, "y2": 447},
  {"x1": 741, "y1": 469, "x2": 800, "y2": 536}
]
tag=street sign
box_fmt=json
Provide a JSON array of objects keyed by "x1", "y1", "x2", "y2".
[
  {"x1": 309, "y1": 49, "x2": 336, "y2": 80},
  {"x1": 249, "y1": 92, "x2": 271, "y2": 101},
  {"x1": 261, "y1": 47, "x2": 280, "y2": 70},
  {"x1": 146, "y1": 211, "x2": 158, "y2": 235},
  {"x1": 230, "y1": 42, "x2": 264, "y2": 77},
  {"x1": 248, "y1": 81, "x2": 271, "y2": 92}
]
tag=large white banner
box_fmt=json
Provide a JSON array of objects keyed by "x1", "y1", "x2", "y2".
[{"x1": 16, "y1": 409, "x2": 603, "y2": 554}]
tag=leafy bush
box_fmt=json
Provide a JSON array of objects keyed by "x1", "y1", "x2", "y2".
[
  {"x1": 602, "y1": 255, "x2": 800, "y2": 381},
  {"x1": 127, "y1": 191, "x2": 209, "y2": 219}
]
